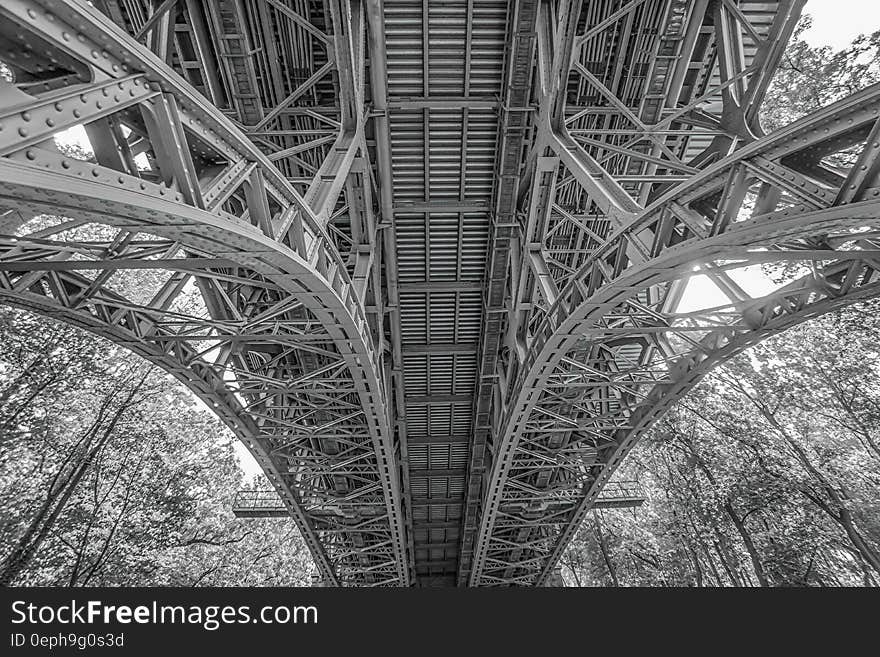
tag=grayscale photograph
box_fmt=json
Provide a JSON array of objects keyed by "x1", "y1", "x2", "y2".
[{"x1": 0, "y1": 2, "x2": 878, "y2": 644}]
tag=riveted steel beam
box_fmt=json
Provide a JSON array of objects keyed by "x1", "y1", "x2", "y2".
[
  {"x1": 467, "y1": 0, "x2": 870, "y2": 587},
  {"x1": 471, "y1": 81, "x2": 880, "y2": 586},
  {"x1": 0, "y1": 0, "x2": 408, "y2": 587}
]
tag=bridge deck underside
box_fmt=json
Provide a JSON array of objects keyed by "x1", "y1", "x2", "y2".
[{"x1": 384, "y1": 0, "x2": 506, "y2": 586}]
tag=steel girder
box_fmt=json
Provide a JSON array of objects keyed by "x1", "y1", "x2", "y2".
[
  {"x1": 455, "y1": 0, "x2": 540, "y2": 587},
  {"x1": 377, "y1": 0, "x2": 511, "y2": 585},
  {"x1": 468, "y1": 0, "x2": 880, "y2": 586},
  {"x1": 0, "y1": 0, "x2": 408, "y2": 586}
]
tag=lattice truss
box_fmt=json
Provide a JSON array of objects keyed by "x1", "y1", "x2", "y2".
[
  {"x1": 0, "y1": 0, "x2": 409, "y2": 586},
  {"x1": 470, "y1": 0, "x2": 880, "y2": 586}
]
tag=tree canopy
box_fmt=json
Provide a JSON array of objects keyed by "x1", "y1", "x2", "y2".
[
  {"x1": 560, "y1": 300, "x2": 880, "y2": 586},
  {"x1": 0, "y1": 308, "x2": 315, "y2": 586}
]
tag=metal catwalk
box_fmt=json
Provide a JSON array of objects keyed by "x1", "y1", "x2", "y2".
[{"x1": 2, "y1": 0, "x2": 879, "y2": 586}]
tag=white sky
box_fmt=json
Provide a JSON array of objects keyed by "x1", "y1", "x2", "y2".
[{"x1": 801, "y1": 0, "x2": 880, "y2": 50}]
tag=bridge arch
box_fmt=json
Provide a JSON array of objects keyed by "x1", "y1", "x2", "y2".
[
  {"x1": 0, "y1": 0, "x2": 406, "y2": 585},
  {"x1": 472, "y1": 84, "x2": 880, "y2": 585}
]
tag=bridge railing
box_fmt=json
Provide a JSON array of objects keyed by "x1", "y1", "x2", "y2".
[
  {"x1": 231, "y1": 490, "x2": 288, "y2": 518},
  {"x1": 592, "y1": 480, "x2": 646, "y2": 509}
]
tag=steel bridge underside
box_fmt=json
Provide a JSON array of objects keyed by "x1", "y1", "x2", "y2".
[{"x1": 2, "y1": 0, "x2": 880, "y2": 586}]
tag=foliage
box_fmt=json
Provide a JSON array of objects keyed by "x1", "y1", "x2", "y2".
[
  {"x1": 760, "y1": 18, "x2": 880, "y2": 133},
  {"x1": 560, "y1": 299, "x2": 880, "y2": 587},
  {"x1": 0, "y1": 308, "x2": 315, "y2": 586}
]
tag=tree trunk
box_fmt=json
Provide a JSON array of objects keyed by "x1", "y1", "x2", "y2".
[
  {"x1": 724, "y1": 503, "x2": 769, "y2": 586},
  {"x1": 700, "y1": 539, "x2": 723, "y2": 587},
  {"x1": 593, "y1": 515, "x2": 619, "y2": 587},
  {"x1": 0, "y1": 382, "x2": 142, "y2": 586},
  {"x1": 738, "y1": 386, "x2": 880, "y2": 577}
]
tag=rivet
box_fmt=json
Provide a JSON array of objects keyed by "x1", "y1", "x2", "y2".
[{"x1": 25, "y1": 150, "x2": 35, "y2": 160}]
